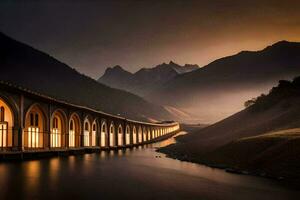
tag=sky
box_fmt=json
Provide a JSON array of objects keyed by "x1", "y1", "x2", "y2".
[{"x1": 1, "y1": 0, "x2": 300, "y2": 79}]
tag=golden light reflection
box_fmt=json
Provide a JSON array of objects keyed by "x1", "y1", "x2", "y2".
[
  {"x1": 25, "y1": 161, "x2": 41, "y2": 194},
  {"x1": 49, "y1": 158, "x2": 60, "y2": 184}
]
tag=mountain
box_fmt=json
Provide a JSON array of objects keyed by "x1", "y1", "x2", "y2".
[
  {"x1": 0, "y1": 32, "x2": 174, "y2": 121},
  {"x1": 98, "y1": 61, "x2": 198, "y2": 97},
  {"x1": 160, "y1": 77, "x2": 300, "y2": 186},
  {"x1": 147, "y1": 41, "x2": 300, "y2": 123}
]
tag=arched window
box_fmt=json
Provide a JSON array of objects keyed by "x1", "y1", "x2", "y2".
[
  {"x1": 0, "y1": 100, "x2": 14, "y2": 148},
  {"x1": 101, "y1": 122, "x2": 107, "y2": 147},
  {"x1": 132, "y1": 126, "x2": 137, "y2": 144},
  {"x1": 143, "y1": 127, "x2": 147, "y2": 142},
  {"x1": 0, "y1": 106, "x2": 7, "y2": 147},
  {"x1": 69, "y1": 119, "x2": 75, "y2": 147},
  {"x1": 147, "y1": 129, "x2": 151, "y2": 140},
  {"x1": 125, "y1": 125, "x2": 130, "y2": 145},
  {"x1": 109, "y1": 123, "x2": 115, "y2": 147},
  {"x1": 91, "y1": 121, "x2": 97, "y2": 146},
  {"x1": 69, "y1": 113, "x2": 80, "y2": 148},
  {"x1": 117, "y1": 125, "x2": 123, "y2": 146},
  {"x1": 84, "y1": 120, "x2": 90, "y2": 147},
  {"x1": 51, "y1": 116, "x2": 61, "y2": 147},
  {"x1": 28, "y1": 113, "x2": 40, "y2": 148},
  {"x1": 138, "y1": 126, "x2": 142, "y2": 143}
]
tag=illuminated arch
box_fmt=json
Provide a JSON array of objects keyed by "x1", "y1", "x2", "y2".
[
  {"x1": 51, "y1": 109, "x2": 67, "y2": 148},
  {"x1": 143, "y1": 127, "x2": 147, "y2": 142},
  {"x1": 132, "y1": 126, "x2": 137, "y2": 144},
  {"x1": 25, "y1": 103, "x2": 46, "y2": 149},
  {"x1": 69, "y1": 112, "x2": 81, "y2": 148},
  {"x1": 91, "y1": 119, "x2": 98, "y2": 147},
  {"x1": 109, "y1": 122, "x2": 115, "y2": 147},
  {"x1": 138, "y1": 126, "x2": 142, "y2": 143},
  {"x1": 83, "y1": 116, "x2": 92, "y2": 147},
  {"x1": 125, "y1": 125, "x2": 130, "y2": 145},
  {"x1": 0, "y1": 98, "x2": 15, "y2": 147},
  {"x1": 101, "y1": 120, "x2": 108, "y2": 147},
  {"x1": 117, "y1": 124, "x2": 123, "y2": 146},
  {"x1": 152, "y1": 129, "x2": 155, "y2": 139},
  {"x1": 147, "y1": 128, "x2": 151, "y2": 140}
]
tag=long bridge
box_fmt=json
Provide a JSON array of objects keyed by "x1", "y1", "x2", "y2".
[{"x1": 0, "y1": 81, "x2": 180, "y2": 159}]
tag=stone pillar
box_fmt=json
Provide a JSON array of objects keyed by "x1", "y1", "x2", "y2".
[{"x1": 16, "y1": 94, "x2": 24, "y2": 151}]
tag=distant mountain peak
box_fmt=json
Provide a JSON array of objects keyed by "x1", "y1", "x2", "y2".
[
  {"x1": 104, "y1": 65, "x2": 131, "y2": 75},
  {"x1": 169, "y1": 60, "x2": 179, "y2": 65},
  {"x1": 263, "y1": 40, "x2": 300, "y2": 51}
]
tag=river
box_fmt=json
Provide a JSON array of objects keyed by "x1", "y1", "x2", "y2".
[{"x1": 0, "y1": 131, "x2": 299, "y2": 200}]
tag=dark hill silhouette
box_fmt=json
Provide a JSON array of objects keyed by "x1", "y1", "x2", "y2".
[
  {"x1": 0, "y1": 32, "x2": 173, "y2": 121},
  {"x1": 98, "y1": 61, "x2": 198, "y2": 97},
  {"x1": 147, "y1": 41, "x2": 300, "y2": 123}
]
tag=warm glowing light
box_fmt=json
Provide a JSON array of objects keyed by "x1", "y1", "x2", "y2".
[
  {"x1": 147, "y1": 129, "x2": 151, "y2": 140},
  {"x1": 101, "y1": 122, "x2": 107, "y2": 147},
  {"x1": 109, "y1": 123, "x2": 115, "y2": 147},
  {"x1": 143, "y1": 127, "x2": 147, "y2": 142},
  {"x1": 117, "y1": 125, "x2": 123, "y2": 146},
  {"x1": 0, "y1": 123, "x2": 7, "y2": 147},
  {"x1": 125, "y1": 125, "x2": 130, "y2": 145},
  {"x1": 133, "y1": 126, "x2": 137, "y2": 144},
  {"x1": 69, "y1": 119, "x2": 75, "y2": 147},
  {"x1": 84, "y1": 121, "x2": 90, "y2": 147},
  {"x1": 51, "y1": 116, "x2": 62, "y2": 148},
  {"x1": 138, "y1": 126, "x2": 142, "y2": 143},
  {"x1": 92, "y1": 122, "x2": 97, "y2": 146},
  {"x1": 28, "y1": 127, "x2": 39, "y2": 148}
]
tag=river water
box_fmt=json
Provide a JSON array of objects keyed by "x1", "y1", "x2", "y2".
[{"x1": 0, "y1": 131, "x2": 299, "y2": 200}]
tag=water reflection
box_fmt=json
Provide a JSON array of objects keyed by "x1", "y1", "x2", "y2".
[{"x1": 0, "y1": 132, "x2": 298, "y2": 200}]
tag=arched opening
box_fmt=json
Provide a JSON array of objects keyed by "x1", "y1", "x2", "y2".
[
  {"x1": 117, "y1": 125, "x2": 123, "y2": 146},
  {"x1": 152, "y1": 129, "x2": 155, "y2": 139},
  {"x1": 69, "y1": 113, "x2": 81, "y2": 148},
  {"x1": 83, "y1": 118, "x2": 91, "y2": 147},
  {"x1": 132, "y1": 126, "x2": 137, "y2": 144},
  {"x1": 25, "y1": 104, "x2": 45, "y2": 149},
  {"x1": 138, "y1": 126, "x2": 142, "y2": 143},
  {"x1": 0, "y1": 99, "x2": 14, "y2": 148},
  {"x1": 143, "y1": 127, "x2": 147, "y2": 142},
  {"x1": 51, "y1": 110, "x2": 66, "y2": 148},
  {"x1": 147, "y1": 128, "x2": 151, "y2": 140},
  {"x1": 125, "y1": 125, "x2": 130, "y2": 145},
  {"x1": 101, "y1": 121, "x2": 107, "y2": 147},
  {"x1": 92, "y1": 120, "x2": 97, "y2": 146},
  {"x1": 109, "y1": 122, "x2": 115, "y2": 147}
]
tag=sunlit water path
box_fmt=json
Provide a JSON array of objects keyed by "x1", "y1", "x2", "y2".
[{"x1": 0, "y1": 131, "x2": 299, "y2": 200}]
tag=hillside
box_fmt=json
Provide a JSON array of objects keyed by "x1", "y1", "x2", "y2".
[
  {"x1": 160, "y1": 77, "x2": 300, "y2": 186},
  {"x1": 98, "y1": 61, "x2": 198, "y2": 97},
  {"x1": 148, "y1": 41, "x2": 300, "y2": 123},
  {"x1": 0, "y1": 32, "x2": 174, "y2": 121}
]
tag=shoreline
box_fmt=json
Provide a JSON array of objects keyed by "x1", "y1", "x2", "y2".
[{"x1": 157, "y1": 131, "x2": 300, "y2": 190}]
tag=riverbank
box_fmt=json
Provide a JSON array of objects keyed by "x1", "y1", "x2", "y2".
[{"x1": 158, "y1": 126, "x2": 300, "y2": 190}]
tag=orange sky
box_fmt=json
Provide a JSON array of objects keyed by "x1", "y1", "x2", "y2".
[{"x1": 0, "y1": 0, "x2": 300, "y2": 78}]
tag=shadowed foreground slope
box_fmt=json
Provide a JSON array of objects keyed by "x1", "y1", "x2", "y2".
[{"x1": 160, "y1": 77, "x2": 300, "y2": 186}]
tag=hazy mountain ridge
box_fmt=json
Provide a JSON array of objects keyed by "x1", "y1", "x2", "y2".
[
  {"x1": 98, "y1": 61, "x2": 199, "y2": 96},
  {"x1": 147, "y1": 40, "x2": 300, "y2": 123},
  {"x1": 0, "y1": 32, "x2": 174, "y2": 121}
]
